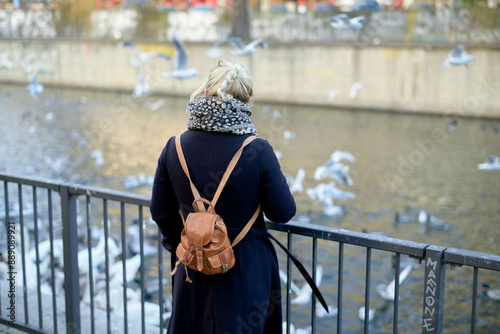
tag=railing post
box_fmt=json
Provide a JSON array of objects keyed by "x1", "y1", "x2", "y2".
[
  {"x1": 421, "y1": 245, "x2": 446, "y2": 334},
  {"x1": 60, "y1": 185, "x2": 81, "y2": 334}
]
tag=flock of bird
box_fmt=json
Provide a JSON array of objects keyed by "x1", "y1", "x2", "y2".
[
  {"x1": 11, "y1": 11, "x2": 497, "y2": 331},
  {"x1": 278, "y1": 257, "x2": 430, "y2": 326},
  {"x1": 0, "y1": 218, "x2": 170, "y2": 329},
  {"x1": 23, "y1": 12, "x2": 476, "y2": 104},
  {"x1": 285, "y1": 149, "x2": 357, "y2": 217}
]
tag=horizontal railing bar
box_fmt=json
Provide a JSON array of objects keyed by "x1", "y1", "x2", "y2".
[
  {"x1": 0, "y1": 173, "x2": 59, "y2": 191},
  {"x1": 266, "y1": 221, "x2": 427, "y2": 258},
  {"x1": 0, "y1": 173, "x2": 150, "y2": 205},
  {"x1": 0, "y1": 316, "x2": 50, "y2": 334},
  {"x1": 444, "y1": 248, "x2": 500, "y2": 271},
  {"x1": 67, "y1": 185, "x2": 150, "y2": 206}
]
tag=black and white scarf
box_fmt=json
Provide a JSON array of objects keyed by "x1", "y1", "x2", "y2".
[{"x1": 187, "y1": 97, "x2": 258, "y2": 136}]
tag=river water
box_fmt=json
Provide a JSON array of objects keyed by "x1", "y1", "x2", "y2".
[{"x1": 1, "y1": 83, "x2": 499, "y2": 333}]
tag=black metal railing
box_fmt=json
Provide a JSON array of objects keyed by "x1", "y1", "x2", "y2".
[{"x1": 0, "y1": 173, "x2": 499, "y2": 334}]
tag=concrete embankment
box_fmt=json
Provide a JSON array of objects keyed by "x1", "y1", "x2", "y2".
[{"x1": 1, "y1": 39, "x2": 499, "y2": 118}]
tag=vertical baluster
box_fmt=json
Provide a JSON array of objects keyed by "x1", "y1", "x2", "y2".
[
  {"x1": 33, "y1": 186, "x2": 43, "y2": 329},
  {"x1": 337, "y1": 242, "x2": 344, "y2": 334},
  {"x1": 471, "y1": 267, "x2": 478, "y2": 334},
  {"x1": 286, "y1": 233, "x2": 292, "y2": 334},
  {"x1": 139, "y1": 206, "x2": 146, "y2": 334},
  {"x1": 393, "y1": 253, "x2": 401, "y2": 334},
  {"x1": 421, "y1": 245, "x2": 446, "y2": 334},
  {"x1": 311, "y1": 238, "x2": 317, "y2": 333},
  {"x1": 2, "y1": 180, "x2": 9, "y2": 314},
  {"x1": 18, "y1": 184, "x2": 29, "y2": 324},
  {"x1": 120, "y1": 202, "x2": 128, "y2": 334},
  {"x1": 364, "y1": 248, "x2": 372, "y2": 334},
  {"x1": 48, "y1": 189, "x2": 58, "y2": 334},
  {"x1": 86, "y1": 196, "x2": 95, "y2": 334},
  {"x1": 103, "y1": 199, "x2": 111, "y2": 334},
  {"x1": 157, "y1": 219, "x2": 164, "y2": 333},
  {"x1": 60, "y1": 185, "x2": 81, "y2": 334}
]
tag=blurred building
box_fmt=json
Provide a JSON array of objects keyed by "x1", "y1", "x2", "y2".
[{"x1": 1, "y1": 0, "x2": 498, "y2": 12}]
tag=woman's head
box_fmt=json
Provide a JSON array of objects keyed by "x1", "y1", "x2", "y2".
[{"x1": 190, "y1": 59, "x2": 253, "y2": 103}]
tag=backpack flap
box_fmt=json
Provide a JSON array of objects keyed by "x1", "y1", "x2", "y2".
[{"x1": 184, "y1": 211, "x2": 219, "y2": 271}]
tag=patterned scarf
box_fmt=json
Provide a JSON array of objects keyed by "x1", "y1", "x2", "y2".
[{"x1": 187, "y1": 97, "x2": 258, "y2": 136}]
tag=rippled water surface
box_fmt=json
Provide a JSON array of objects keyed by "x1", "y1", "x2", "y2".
[{"x1": 1, "y1": 84, "x2": 499, "y2": 333}]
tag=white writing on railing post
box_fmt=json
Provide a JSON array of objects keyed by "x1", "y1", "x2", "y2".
[{"x1": 422, "y1": 246, "x2": 446, "y2": 334}]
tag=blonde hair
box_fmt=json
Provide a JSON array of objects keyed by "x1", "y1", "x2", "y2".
[{"x1": 190, "y1": 59, "x2": 253, "y2": 103}]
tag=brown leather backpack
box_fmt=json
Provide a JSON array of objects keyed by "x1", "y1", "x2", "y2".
[{"x1": 170, "y1": 134, "x2": 260, "y2": 282}]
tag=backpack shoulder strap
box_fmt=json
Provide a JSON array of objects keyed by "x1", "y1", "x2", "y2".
[
  {"x1": 231, "y1": 203, "x2": 261, "y2": 247},
  {"x1": 211, "y1": 135, "x2": 258, "y2": 207},
  {"x1": 175, "y1": 134, "x2": 205, "y2": 212}
]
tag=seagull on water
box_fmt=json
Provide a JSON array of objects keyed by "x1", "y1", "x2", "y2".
[
  {"x1": 418, "y1": 209, "x2": 452, "y2": 230},
  {"x1": 163, "y1": 32, "x2": 198, "y2": 79},
  {"x1": 26, "y1": 73, "x2": 44, "y2": 101},
  {"x1": 443, "y1": 44, "x2": 474, "y2": 67},
  {"x1": 358, "y1": 306, "x2": 376, "y2": 322},
  {"x1": 478, "y1": 156, "x2": 500, "y2": 170},
  {"x1": 229, "y1": 38, "x2": 268, "y2": 57},
  {"x1": 322, "y1": 198, "x2": 345, "y2": 217},
  {"x1": 482, "y1": 283, "x2": 500, "y2": 301}
]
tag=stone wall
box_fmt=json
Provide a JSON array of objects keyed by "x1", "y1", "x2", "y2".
[{"x1": 1, "y1": 39, "x2": 499, "y2": 118}]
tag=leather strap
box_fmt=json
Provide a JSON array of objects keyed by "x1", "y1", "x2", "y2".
[
  {"x1": 175, "y1": 135, "x2": 205, "y2": 212},
  {"x1": 211, "y1": 136, "x2": 258, "y2": 207},
  {"x1": 175, "y1": 134, "x2": 261, "y2": 246},
  {"x1": 267, "y1": 232, "x2": 329, "y2": 313},
  {"x1": 231, "y1": 203, "x2": 261, "y2": 247}
]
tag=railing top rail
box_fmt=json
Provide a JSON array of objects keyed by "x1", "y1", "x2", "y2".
[
  {"x1": 266, "y1": 220, "x2": 428, "y2": 258},
  {"x1": 3, "y1": 173, "x2": 500, "y2": 271},
  {"x1": 444, "y1": 247, "x2": 500, "y2": 271},
  {"x1": 0, "y1": 173, "x2": 150, "y2": 206},
  {"x1": 1, "y1": 172, "x2": 60, "y2": 191},
  {"x1": 66, "y1": 184, "x2": 150, "y2": 206}
]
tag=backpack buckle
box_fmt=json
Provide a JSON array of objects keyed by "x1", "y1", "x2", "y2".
[{"x1": 222, "y1": 263, "x2": 229, "y2": 273}]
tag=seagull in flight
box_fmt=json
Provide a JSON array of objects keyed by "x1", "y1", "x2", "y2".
[
  {"x1": 163, "y1": 32, "x2": 198, "y2": 79},
  {"x1": 443, "y1": 44, "x2": 474, "y2": 67},
  {"x1": 285, "y1": 167, "x2": 305, "y2": 194},
  {"x1": 349, "y1": 82, "x2": 366, "y2": 100},
  {"x1": 26, "y1": 73, "x2": 44, "y2": 101},
  {"x1": 230, "y1": 38, "x2": 268, "y2": 56},
  {"x1": 133, "y1": 71, "x2": 151, "y2": 99},
  {"x1": 204, "y1": 37, "x2": 244, "y2": 59}
]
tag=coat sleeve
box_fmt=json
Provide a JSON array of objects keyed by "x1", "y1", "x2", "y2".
[
  {"x1": 150, "y1": 138, "x2": 183, "y2": 253},
  {"x1": 259, "y1": 139, "x2": 296, "y2": 223}
]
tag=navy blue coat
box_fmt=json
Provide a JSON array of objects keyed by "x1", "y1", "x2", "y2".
[{"x1": 150, "y1": 130, "x2": 296, "y2": 334}]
